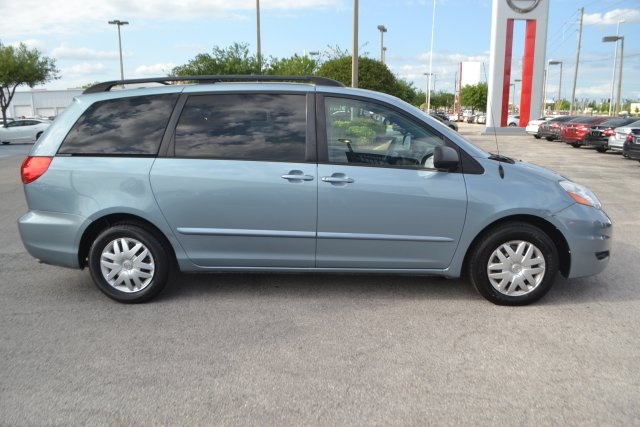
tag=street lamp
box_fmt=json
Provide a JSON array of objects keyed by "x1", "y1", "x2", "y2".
[
  {"x1": 382, "y1": 47, "x2": 387, "y2": 64},
  {"x1": 603, "y1": 35, "x2": 625, "y2": 115},
  {"x1": 108, "y1": 20, "x2": 129, "y2": 81},
  {"x1": 513, "y1": 79, "x2": 521, "y2": 114},
  {"x1": 548, "y1": 60, "x2": 563, "y2": 113},
  {"x1": 423, "y1": 72, "x2": 435, "y2": 110},
  {"x1": 256, "y1": 0, "x2": 261, "y2": 71},
  {"x1": 607, "y1": 20, "x2": 624, "y2": 116},
  {"x1": 352, "y1": 0, "x2": 358, "y2": 88},
  {"x1": 426, "y1": 0, "x2": 436, "y2": 113},
  {"x1": 377, "y1": 25, "x2": 387, "y2": 64},
  {"x1": 510, "y1": 83, "x2": 515, "y2": 113}
]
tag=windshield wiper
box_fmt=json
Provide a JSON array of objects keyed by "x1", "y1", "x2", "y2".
[{"x1": 488, "y1": 153, "x2": 516, "y2": 164}]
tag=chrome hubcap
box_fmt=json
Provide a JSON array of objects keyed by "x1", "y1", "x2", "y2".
[
  {"x1": 100, "y1": 237, "x2": 155, "y2": 293},
  {"x1": 487, "y1": 240, "x2": 546, "y2": 296}
]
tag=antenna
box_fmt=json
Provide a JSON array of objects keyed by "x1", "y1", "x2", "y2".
[{"x1": 482, "y1": 62, "x2": 505, "y2": 179}]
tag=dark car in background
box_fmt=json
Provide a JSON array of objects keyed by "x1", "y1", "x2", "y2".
[
  {"x1": 537, "y1": 115, "x2": 575, "y2": 141},
  {"x1": 583, "y1": 117, "x2": 637, "y2": 153},
  {"x1": 622, "y1": 129, "x2": 640, "y2": 161},
  {"x1": 561, "y1": 116, "x2": 608, "y2": 147},
  {"x1": 430, "y1": 113, "x2": 458, "y2": 131}
]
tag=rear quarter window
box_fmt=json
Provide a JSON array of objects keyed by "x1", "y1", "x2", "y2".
[{"x1": 58, "y1": 94, "x2": 179, "y2": 155}]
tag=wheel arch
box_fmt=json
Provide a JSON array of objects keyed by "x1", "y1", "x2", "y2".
[
  {"x1": 462, "y1": 214, "x2": 571, "y2": 278},
  {"x1": 78, "y1": 213, "x2": 177, "y2": 269}
]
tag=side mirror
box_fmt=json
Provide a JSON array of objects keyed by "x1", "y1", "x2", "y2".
[{"x1": 433, "y1": 145, "x2": 460, "y2": 171}]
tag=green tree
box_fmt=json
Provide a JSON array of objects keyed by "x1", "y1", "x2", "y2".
[
  {"x1": 171, "y1": 43, "x2": 261, "y2": 76},
  {"x1": 316, "y1": 56, "x2": 418, "y2": 103},
  {"x1": 267, "y1": 54, "x2": 319, "y2": 76},
  {"x1": 429, "y1": 91, "x2": 455, "y2": 111},
  {"x1": 0, "y1": 43, "x2": 59, "y2": 126},
  {"x1": 460, "y1": 83, "x2": 488, "y2": 113}
]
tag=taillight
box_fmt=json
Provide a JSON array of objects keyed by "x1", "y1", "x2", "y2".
[
  {"x1": 604, "y1": 129, "x2": 615, "y2": 136},
  {"x1": 626, "y1": 134, "x2": 634, "y2": 143},
  {"x1": 21, "y1": 156, "x2": 53, "y2": 184}
]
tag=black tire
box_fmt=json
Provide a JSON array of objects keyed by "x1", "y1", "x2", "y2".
[
  {"x1": 88, "y1": 223, "x2": 170, "y2": 303},
  {"x1": 571, "y1": 142, "x2": 580, "y2": 148},
  {"x1": 467, "y1": 222, "x2": 559, "y2": 306},
  {"x1": 545, "y1": 137, "x2": 554, "y2": 141},
  {"x1": 534, "y1": 135, "x2": 541, "y2": 139},
  {"x1": 508, "y1": 123, "x2": 517, "y2": 127},
  {"x1": 596, "y1": 147, "x2": 607, "y2": 153}
]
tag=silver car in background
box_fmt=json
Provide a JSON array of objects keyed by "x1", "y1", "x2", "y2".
[{"x1": 609, "y1": 119, "x2": 640, "y2": 154}]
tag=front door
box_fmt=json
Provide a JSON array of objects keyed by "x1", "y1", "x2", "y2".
[{"x1": 316, "y1": 96, "x2": 468, "y2": 269}]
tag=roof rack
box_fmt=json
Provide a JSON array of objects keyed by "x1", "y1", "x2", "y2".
[{"x1": 83, "y1": 75, "x2": 345, "y2": 94}]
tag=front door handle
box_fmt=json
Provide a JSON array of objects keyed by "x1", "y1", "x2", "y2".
[
  {"x1": 321, "y1": 173, "x2": 354, "y2": 184},
  {"x1": 281, "y1": 170, "x2": 314, "y2": 182}
]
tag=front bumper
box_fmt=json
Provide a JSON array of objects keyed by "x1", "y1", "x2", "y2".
[{"x1": 554, "y1": 203, "x2": 613, "y2": 279}]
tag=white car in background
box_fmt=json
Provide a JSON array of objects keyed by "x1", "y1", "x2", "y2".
[
  {"x1": 609, "y1": 119, "x2": 640, "y2": 154},
  {"x1": 507, "y1": 115, "x2": 520, "y2": 127},
  {"x1": 525, "y1": 115, "x2": 561, "y2": 138},
  {"x1": 0, "y1": 119, "x2": 51, "y2": 145}
]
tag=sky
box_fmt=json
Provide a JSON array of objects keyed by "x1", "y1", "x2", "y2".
[{"x1": 1, "y1": 0, "x2": 639, "y2": 105}]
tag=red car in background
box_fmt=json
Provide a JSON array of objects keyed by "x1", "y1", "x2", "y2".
[{"x1": 561, "y1": 116, "x2": 609, "y2": 147}]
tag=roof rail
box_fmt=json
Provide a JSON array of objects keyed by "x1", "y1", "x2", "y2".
[{"x1": 83, "y1": 75, "x2": 345, "y2": 94}]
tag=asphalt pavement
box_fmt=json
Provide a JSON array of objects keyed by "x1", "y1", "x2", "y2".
[{"x1": 1, "y1": 130, "x2": 639, "y2": 426}]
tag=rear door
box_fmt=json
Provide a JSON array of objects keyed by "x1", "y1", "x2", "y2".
[{"x1": 150, "y1": 92, "x2": 318, "y2": 268}]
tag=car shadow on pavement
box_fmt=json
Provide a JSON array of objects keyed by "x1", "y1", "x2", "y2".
[{"x1": 160, "y1": 272, "x2": 480, "y2": 304}]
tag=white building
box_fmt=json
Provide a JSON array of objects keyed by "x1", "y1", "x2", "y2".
[{"x1": 6, "y1": 89, "x2": 83, "y2": 119}]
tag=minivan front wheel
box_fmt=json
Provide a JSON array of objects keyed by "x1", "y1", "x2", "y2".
[
  {"x1": 88, "y1": 224, "x2": 169, "y2": 303},
  {"x1": 468, "y1": 223, "x2": 559, "y2": 305}
]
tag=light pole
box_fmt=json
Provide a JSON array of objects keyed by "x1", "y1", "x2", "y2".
[
  {"x1": 608, "y1": 20, "x2": 624, "y2": 116},
  {"x1": 377, "y1": 25, "x2": 387, "y2": 64},
  {"x1": 423, "y1": 73, "x2": 435, "y2": 110},
  {"x1": 426, "y1": 0, "x2": 436, "y2": 113},
  {"x1": 603, "y1": 35, "x2": 625, "y2": 116},
  {"x1": 542, "y1": 68, "x2": 548, "y2": 116},
  {"x1": 352, "y1": 0, "x2": 358, "y2": 88},
  {"x1": 510, "y1": 83, "x2": 515, "y2": 113},
  {"x1": 514, "y1": 79, "x2": 521, "y2": 114},
  {"x1": 256, "y1": 0, "x2": 262, "y2": 71},
  {"x1": 108, "y1": 20, "x2": 129, "y2": 81},
  {"x1": 548, "y1": 60, "x2": 563, "y2": 113}
]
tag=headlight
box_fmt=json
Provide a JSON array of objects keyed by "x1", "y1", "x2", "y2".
[{"x1": 559, "y1": 180, "x2": 602, "y2": 209}]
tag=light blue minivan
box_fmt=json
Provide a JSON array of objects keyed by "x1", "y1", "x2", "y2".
[{"x1": 18, "y1": 76, "x2": 612, "y2": 305}]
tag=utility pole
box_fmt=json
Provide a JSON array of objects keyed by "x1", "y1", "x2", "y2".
[{"x1": 569, "y1": 7, "x2": 583, "y2": 115}]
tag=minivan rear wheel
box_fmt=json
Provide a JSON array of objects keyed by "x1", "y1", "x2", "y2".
[
  {"x1": 467, "y1": 223, "x2": 559, "y2": 305},
  {"x1": 88, "y1": 224, "x2": 169, "y2": 303}
]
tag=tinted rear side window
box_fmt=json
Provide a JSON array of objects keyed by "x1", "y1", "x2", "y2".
[
  {"x1": 59, "y1": 94, "x2": 178, "y2": 155},
  {"x1": 174, "y1": 93, "x2": 306, "y2": 162}
]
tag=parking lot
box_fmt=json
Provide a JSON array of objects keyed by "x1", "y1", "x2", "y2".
[{"x1": 1, "y1": 127, "x2": 639, "y2": 426}]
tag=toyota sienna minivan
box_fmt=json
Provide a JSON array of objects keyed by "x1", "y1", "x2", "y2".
[{"x1": 18, "y1": 75, "x2": 612, "y2": 305}]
